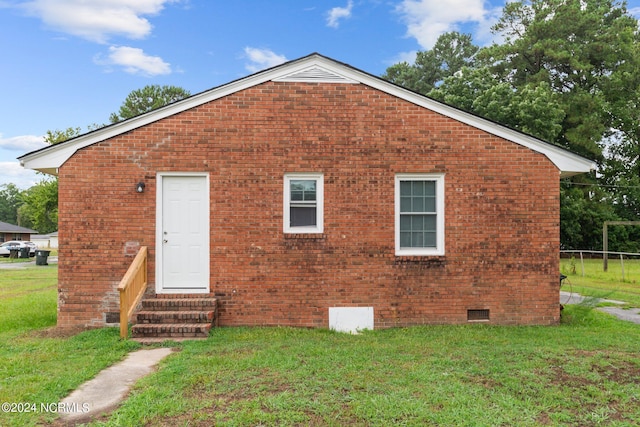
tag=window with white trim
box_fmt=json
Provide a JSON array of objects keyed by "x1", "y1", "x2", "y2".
[
  {"x1": 284, "y1": 173, "x2": 324, "y2": 234},
  {"x1": 395, "y1": 174, "x2": 445, "y2": 255}
]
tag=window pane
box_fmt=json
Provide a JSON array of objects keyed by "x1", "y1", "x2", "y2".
[
  {"x1": 400, "y1": 215, "x2": 412, "y2": 231},
  {"x1": 412, "y1": 181, "x2": 424, "y2": 196},
  {"x1": 412, "y1": 232, "x2": 423, "y2": 247},
  {"x1": 424, "y1": 231, "x2": 436, "y2": 247},
  {"x1": 400, "y1": 231, "x2": 412, "y2": 247},
  {"x1": 400, "y1": 180, "x2": 438, "y2": 213},
  {"x1": 424, "y1": 181, "x2": 436, "y2": 197},
  {"x1": 400, "y1": 196, "x2": 412, "y2": 212},
  {"x1": 290, "y1": 180, "x2": 316, "y2": 202},
  {"x1": 290, "y1": 206, "x2": 316, "y2": 227},
  {"x1": 400, "y1": 181, "x2": 412, "y2": 196},
  {"x1": 399, "y1": 213, "x2": 437, "y2": 248},
  {"x1": 424, "y1": 196, "x2": 436, "y2": 212},
  {"x1": 413, "y1": 197, "x2": 424, "y2": 212},
  {"x1": 424, "y1": 215, "x2": 436, "y2": 231}
]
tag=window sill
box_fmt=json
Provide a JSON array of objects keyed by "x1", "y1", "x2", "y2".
[{"x1": 284, "y1": 233, "x2": 327, "y2": 240}]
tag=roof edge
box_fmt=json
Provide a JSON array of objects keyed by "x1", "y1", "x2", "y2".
[{"x1": 19, "y1": 53, "x2": 595, "y2": 177}]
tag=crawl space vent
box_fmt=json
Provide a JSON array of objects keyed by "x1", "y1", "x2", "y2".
[{"x1": 467, "y1": 309, "x2": 490, "y2": 321}]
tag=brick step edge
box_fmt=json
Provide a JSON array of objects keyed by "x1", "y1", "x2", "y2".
[
  {"x1": 149, "y1": 293, "x2": 217, "y2": 299},
  {"x1": 131, "y1": 323, "x2": 212, "y2": 338},
  {"x1": 141, "y1": 298, "x2": 217, "y2": 311},
  {"x1": 136, "y1": 310, "x2": 214, "y2": 324},
  {"x1": 132, "y1": 337, "x2": 209, "y2": 344}
]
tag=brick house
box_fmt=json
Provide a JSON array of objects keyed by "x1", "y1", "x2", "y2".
[
  {"x1": 19, "y1": 53, "x2": 594, "y2": 331},
  {"x1": 0, "y1": 221, "x2": 37, "y2": 243}
]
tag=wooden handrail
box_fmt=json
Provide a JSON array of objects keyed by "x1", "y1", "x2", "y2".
[{"x1": 117, "y1": 246, "x2": 148, "y2": 339}]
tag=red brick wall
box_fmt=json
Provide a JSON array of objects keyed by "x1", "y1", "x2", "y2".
[{"x1": 57, "y1": 81, "x2": 560, "y2": 328}]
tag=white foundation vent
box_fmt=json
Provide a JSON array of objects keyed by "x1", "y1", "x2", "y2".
[{"x1": 329, "y1": 307, "x2": 374, "y2": 334}]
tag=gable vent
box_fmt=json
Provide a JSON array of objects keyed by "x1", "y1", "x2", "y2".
[
  {"x1": 273, "y1": 66, "x2": 358, "y2": 84},
  {"x1": 467, "y1": 309, "x2": 490, "y2": 322}
]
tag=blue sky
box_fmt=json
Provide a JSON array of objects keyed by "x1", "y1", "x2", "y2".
[{"x1": 1, "y1": 0, "x2": 639, "y2": 188}]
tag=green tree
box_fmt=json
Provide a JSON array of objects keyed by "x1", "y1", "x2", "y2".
[
  {"x1": 15, "y1": 128, "x2": 81, "y2": 233},
  {"x1": 17, "y1": 179, "x2": 58, "y2": 233},
  {"x1": 109, "y1": 85, "x2": 191, "y2": 123},
  {"x1": 382, "y1": 32, "x2": 478, "y2": 94},
  {"x1": 0, "y1": 183, "x2": 22, "y2": 224},
  {"x1": 44, "y1": 127, "x2": 82, "y2": 145},
  {"x1": 480, "y1": 0, "x2": 638, "y2": 159},
  {"x1": 429, "y1": 67, "x2": 565, "y2": 142}
]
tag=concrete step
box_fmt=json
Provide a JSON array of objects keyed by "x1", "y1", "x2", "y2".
[{"x1": 136, "y1": 310, "x2": 214, "y2": 324}]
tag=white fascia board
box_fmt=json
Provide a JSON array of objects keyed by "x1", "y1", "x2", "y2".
[{"x1": 19, "y1": 54, "x2": 595, "y2": 177}]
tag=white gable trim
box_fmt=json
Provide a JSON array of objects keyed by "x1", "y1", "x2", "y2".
[{"x1": 19, "y1": 53, "x2": 595, "y2": 177}]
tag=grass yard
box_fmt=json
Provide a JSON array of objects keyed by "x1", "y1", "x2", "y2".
[
  {"x1": 560, "y1": 257, "x2": 640, "y2": 307},
  {"x1": 1, "y1": 263, "x2": 639, "y2": 426},
  {"x1": 0, "y1": 264, "x2": 140, "y2": 427}
]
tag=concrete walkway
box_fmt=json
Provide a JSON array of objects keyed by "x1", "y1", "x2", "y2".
[
  {"x1": 561, "y1": 290, "x2": 640, "y2": 324},
  {"x1": 59, "y1": 348, "x2": 174, "y2": 423}
]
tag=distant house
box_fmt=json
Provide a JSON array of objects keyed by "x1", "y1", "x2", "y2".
[
  {"x1": 31, "y1": 231, "x2": 59, "y2": 249},
  {"x1": 0, "y1": 221, "x2": 37, "y2": 243},
  {"x1": 19, "y1": 53, "x2": 594, "y2": 331}
]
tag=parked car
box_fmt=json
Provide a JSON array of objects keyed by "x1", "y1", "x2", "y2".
[{"x1": 1, "y1": 241, "x2": 37, "y2": 257}]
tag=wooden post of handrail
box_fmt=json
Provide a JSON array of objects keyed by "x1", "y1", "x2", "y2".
[{"x1": 117, "y1": 246, "x2": 148, "y2": 339}]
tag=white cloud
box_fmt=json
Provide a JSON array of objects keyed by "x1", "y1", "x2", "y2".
[
  {"x1": 243, "y1": 47, "x2": 287, "y2": 73},
  {"x1": 327, "y1": 1, "x2": 353, "y2": 28},
  {"x1": 0, "y1": 134, "x2": 47, "y2": 152},
  {"x1": 386, "y1": 50, "x2": 418, "y2": 66},
  {"x1": 20, "y1": 0, "x2": 178, "y2": 43},
  {"x1": 97, "y1": 46, "x2": 171, "y2": 76},
  {"x1": 0, "y1": 162, "x2": 42, "y2": 189},
  {"x1": 396, "y1": 0, "x2": 497, "y2": 49}
]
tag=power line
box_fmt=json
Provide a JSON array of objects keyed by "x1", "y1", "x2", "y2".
[{"x1": 561, "y1": 181, "x2": 640, "y2": 190}]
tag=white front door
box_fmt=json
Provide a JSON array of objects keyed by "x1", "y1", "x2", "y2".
[{"x1": 157, "y1": 174, "x2": 209, "y2": 293}]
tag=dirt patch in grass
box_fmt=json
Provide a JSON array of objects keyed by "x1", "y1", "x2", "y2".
[
  {"x1": 29, "y1": 325, "x2": 87, "y2": 339},
  {"x1": 593, "y1": 360, "x2": 640, "y2": 384}
]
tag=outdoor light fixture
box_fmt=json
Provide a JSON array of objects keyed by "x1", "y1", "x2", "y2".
[{"x1": 136, "y1": 181, "x2": 145, "y2": 193}]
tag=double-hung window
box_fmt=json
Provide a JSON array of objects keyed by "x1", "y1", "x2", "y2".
[
  {"x1": 395, "y1": 174, "x2": 445, "y2": 255},
  {"x1": 284, "y1": 173, "x2": 324, "y2": 234}
]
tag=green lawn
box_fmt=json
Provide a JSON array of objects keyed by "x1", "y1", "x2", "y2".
[
  {"x1": 1, "y1": 263, "x2": 639, "y2": 426},
  {"x1": 0, "y1": 264, "x2": 140, "y2": 426},
  {"x1": 561, "y1": 257, "x2": 640, "y2": 307}
]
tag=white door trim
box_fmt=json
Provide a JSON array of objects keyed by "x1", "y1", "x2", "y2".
[{"x1": 155, "y1": 172, "x2": 210, "y2": 294}]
